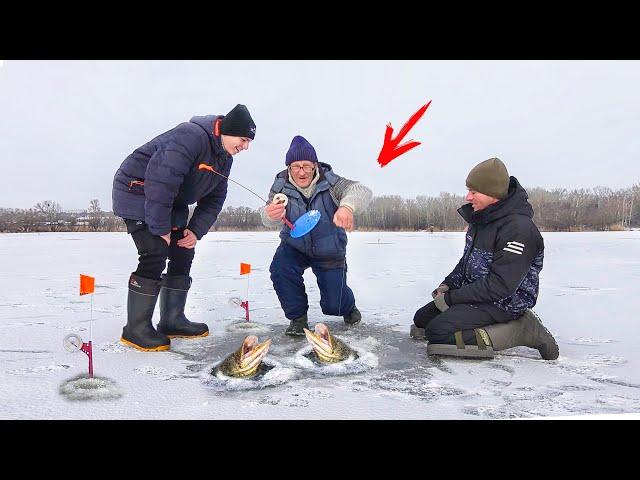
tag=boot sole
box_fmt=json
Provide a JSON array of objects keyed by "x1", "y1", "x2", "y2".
[
  {"x1": 166, "y1": 331, "x2": 209, "y2": 339},
  {"x1": 427, "y1": 343, "x2": 495, "y2": 359},
  {"x1": 120, "y1": 337, "x2": 170, "y2": 352}
]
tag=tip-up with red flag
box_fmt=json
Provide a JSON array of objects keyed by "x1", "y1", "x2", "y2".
[{"x1": 80, "y1": 274, "x2": 95, "y2": 295}]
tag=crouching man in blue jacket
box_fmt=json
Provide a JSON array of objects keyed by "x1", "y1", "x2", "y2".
[
  {"x1": 260, "y1": 136, "x2": 373, "y2": 336},
  {"x1": 112, "y1": 104, "x2": 256, "y2": 351},
  {"x1": 412, "y1": 158, "x2": 559, "y2": 360}
]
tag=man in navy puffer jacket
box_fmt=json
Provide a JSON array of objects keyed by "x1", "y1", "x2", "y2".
[{"x1": 112, "y1": 104, "x2": 256, "y2": 351}]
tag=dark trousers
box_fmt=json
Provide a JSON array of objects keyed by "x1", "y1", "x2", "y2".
[
  {"x1": 413, "y1": 301, "x2": 512, "y2": 345},
  {"x1": 124, "y1": 220, "x2": 195, "y2": 281},
  {"x1": 269, "y1": 243, "x2": 355, "y2": 321}
]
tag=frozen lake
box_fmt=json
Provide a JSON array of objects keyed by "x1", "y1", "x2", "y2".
[{"x1": 1, "y1": 231, "x2": 640, "y2": 419}]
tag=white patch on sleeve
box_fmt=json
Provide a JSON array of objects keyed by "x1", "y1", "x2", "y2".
[{"x1": 504, "y1": 241, "x2": 524, "y2": 255}]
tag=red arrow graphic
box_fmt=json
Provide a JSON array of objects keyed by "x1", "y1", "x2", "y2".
[{"x1": 377, "y1": 100, "x2": 432, "y2": 167}]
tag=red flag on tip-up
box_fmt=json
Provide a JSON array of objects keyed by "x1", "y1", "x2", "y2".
[
  {"x1": 80, "y1": 274, "x2": 95, "y2": 295},
  {"x1": 240, "y1": 263, "x2": 251, "y2": 275}
]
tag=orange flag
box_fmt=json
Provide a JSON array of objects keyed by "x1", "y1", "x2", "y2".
[
  {"x1": 240, "y1": 263, "x2": 251, "y2": 275},
  {"x1": 80, "y1": 274, "x2": 95, "y2": 295}
]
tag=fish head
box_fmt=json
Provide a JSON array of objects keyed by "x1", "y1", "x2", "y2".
[
  {"x1": 234, "y1": 335, "x2": 272, "y2": 377},
  {"x1": 303, "y1": 323, "x2": 344, "y2": 363}
]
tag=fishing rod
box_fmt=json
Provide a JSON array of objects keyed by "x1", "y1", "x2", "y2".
[
  {"x1": 198, "y1": 163, "x2": 270, "y2": 204},
  {"x1": 198, "y1": 163, "x2": 295, "y2": 229}
]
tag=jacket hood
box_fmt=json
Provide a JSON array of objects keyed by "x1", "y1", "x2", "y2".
[{"x1": 189, "y1": 115, "x2": 226, "y2": 155}]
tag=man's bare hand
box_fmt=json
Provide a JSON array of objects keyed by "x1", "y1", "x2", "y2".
[
  {"x1": 177, "y1": 229, "x2": 197, "y2": 249},
  {"x1": 266, "y1": 202, "x2": 286, "y2": 221},
  {"x1": 333, "y1": 206, "x2": 354, "y2": 231}
]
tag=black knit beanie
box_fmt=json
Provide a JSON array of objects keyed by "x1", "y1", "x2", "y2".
[{"x1": 220, "y1": 104, "x2": 256, "y2": 139}]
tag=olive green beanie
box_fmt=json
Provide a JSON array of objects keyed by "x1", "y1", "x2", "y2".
[{"x1": 465, "y1": 157, "x2": 509, "y2": 199}]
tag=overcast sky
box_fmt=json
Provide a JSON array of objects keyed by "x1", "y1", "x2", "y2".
[{"x1": 0, "y1": 60, "x2": 638, "y2": 211}]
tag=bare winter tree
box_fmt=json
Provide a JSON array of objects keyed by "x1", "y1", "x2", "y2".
[
  {"x1": 0, "y1": 208, "x2": 11, "y2": 232},
  {"x1": 211, "y1": 205, "x2": 264, "y2": 231},
  {"x1": 87, "y1": 199, "x2": 104, "y2": 231},
  {"x1": 17, "y1": 208, "x2": 42, "y2": 232},
  {"x1": 34, "y1": 200, "x2": 62, "y2": 232},
  {"x1": 631, "y1": 184, "x2": 640, "y2": 227},
  {"x1": 103, "y1": 212, "x2": 126, "y2": 232}
]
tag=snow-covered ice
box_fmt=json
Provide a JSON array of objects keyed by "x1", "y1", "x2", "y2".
[{"x1": 1, "y1": 231, "x2": 640, "y2": 419}]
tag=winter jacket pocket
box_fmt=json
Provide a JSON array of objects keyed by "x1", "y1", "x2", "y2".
[
  {"x1": 311, "y1": 230, "x2": 346, "y2": 258},
  {"x1": 312, "y1": 235, "x2": 337, "y2": 258},
  {"x1": 128, "y1": 180, "x2": 145, "y2": 195}
]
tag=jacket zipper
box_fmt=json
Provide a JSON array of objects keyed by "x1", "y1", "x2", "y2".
[{"x1": 462, "y1": 227, "x2": 477, "y2": 283}]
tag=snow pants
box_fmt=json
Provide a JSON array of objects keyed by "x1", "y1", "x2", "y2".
[
  {"x1": 124, "y1": 219, "x2": 195, "y2": 281},
  {"x1": 413, "y1": 301, "x2": 512, "y2": 345},
  {"x1": 270, "y1": 243, "x2": 355, "y2": 321}
]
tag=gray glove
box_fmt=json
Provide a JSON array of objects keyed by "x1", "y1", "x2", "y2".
[
  {"x1": 431, "y1": 283, "x2": 449, "y2": 299},
  {"x1": 433, "y1": 292, "x2": 450, "y2": 312}
]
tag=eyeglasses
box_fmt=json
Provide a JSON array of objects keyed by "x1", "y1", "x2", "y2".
[{"x1": 289, "y1": 165, "x2": 316, "y2": 173}]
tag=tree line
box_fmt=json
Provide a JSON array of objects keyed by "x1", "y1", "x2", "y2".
[
  {"x1": 1, "y1": 184, "x2": 638, "y2": 233},
  {"x1": 0, "y1": 200, "x2": 124, "y2": 233}
]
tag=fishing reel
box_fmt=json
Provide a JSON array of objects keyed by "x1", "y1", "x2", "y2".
[
  {"x1": 272, "y1": 192, "x2": 320, "y2": 238},
  {"x1": 272, "y1": 193, "x2": 288, "y2": 206}
]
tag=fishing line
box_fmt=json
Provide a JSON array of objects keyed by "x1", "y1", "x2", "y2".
[
  {"x1": 199, "y1": 164, "x2": 269, "y2": 205},
  {"x1": 338, "y1": 257, "x2": 346, "y2": 316}
]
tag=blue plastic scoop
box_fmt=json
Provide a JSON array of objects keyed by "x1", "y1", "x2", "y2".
[{"x1": 289, "y1": 210, "x2": 321, "y2": 238}]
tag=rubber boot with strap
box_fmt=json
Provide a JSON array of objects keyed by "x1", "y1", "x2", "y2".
[
  {"x1": 482, "y1": 309, "x2": 559, "y2": 360},
  {"x1": 426, "y1": 329, "x2": 495, "y2": 358}
]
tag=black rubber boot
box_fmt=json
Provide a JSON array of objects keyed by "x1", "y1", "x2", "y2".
[
  {"x1": 343, "y1": 306, "x2": 362, "y2": 325},
  {"x1": 482, "y1": 309, "x2": 559, "y2": 360},
  {"x1": 121, "y1": 273, "x2": 170, "y2": 351},
  {"x1": 157, "y1": 274, "x2": 209, "y2": 338},
  {"x1": 285, "y1": 314, "x2": 309, "y2": 336}
]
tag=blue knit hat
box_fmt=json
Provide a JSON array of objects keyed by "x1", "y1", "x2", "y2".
[{"x1": 285, "y1": 135, "x2": 318, "y2": 165}]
